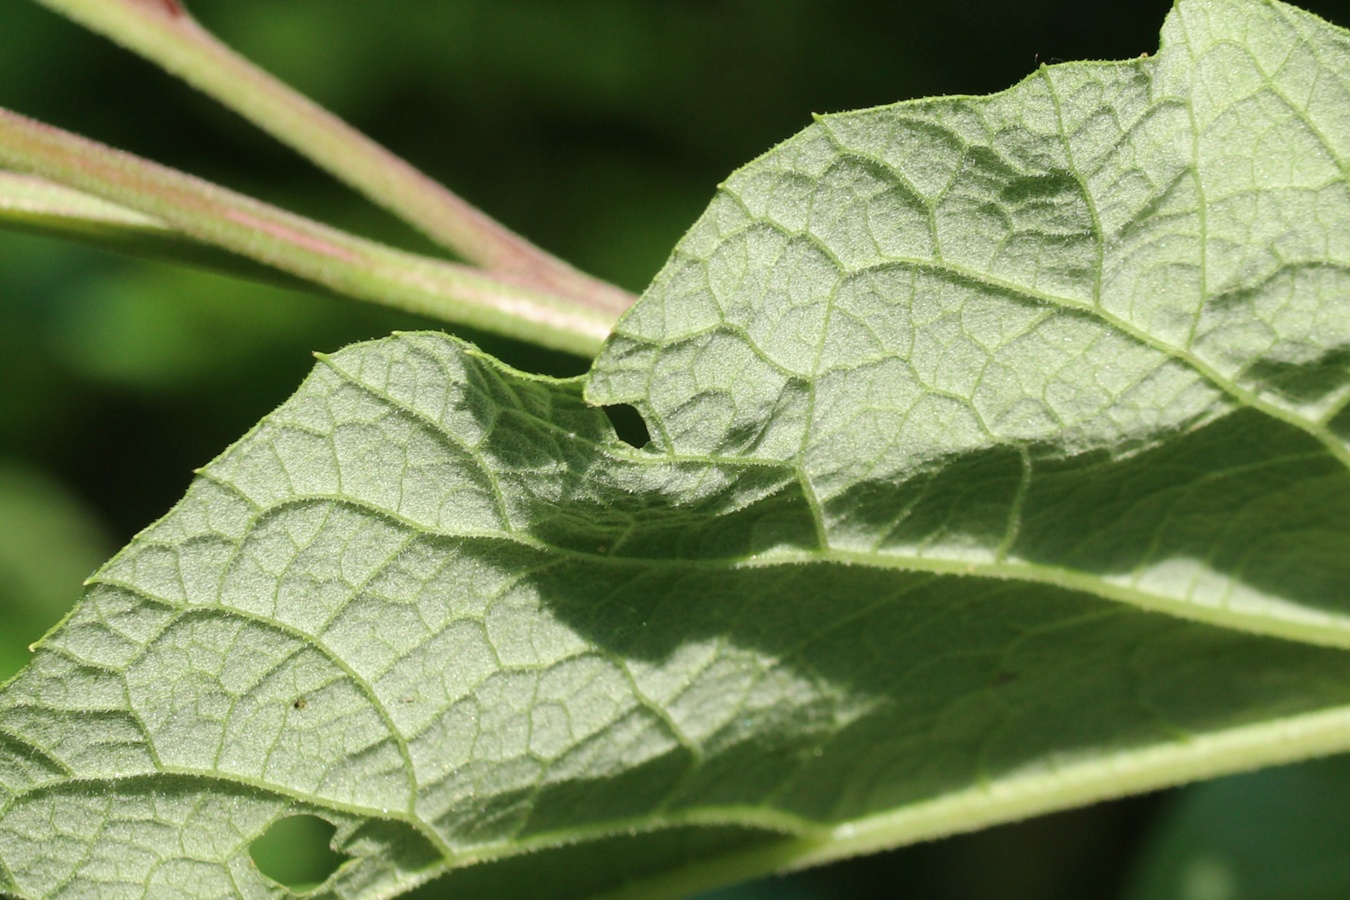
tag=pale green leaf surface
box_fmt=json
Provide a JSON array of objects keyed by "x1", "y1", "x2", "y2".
[
  {"x1": 4, "y1": 1, "x2": 1350, "y2": 898},
  {"x1": 590, "y1": 0, "x2": 1350, "y2": 644}
]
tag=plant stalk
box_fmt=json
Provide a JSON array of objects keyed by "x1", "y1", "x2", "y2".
[
  {"x1": 0, "y1": 170, "x2": 333, "y2": 292},
  {"x1": 30, "y1": 0, "x2": 635, "y2": 316},
  {"x1": 0, "y1": 108, "x2": 614, "y2": 356}
]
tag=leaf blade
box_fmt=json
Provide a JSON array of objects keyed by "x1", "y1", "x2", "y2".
[
  {"x1": 588, "y1": 0, "x2": 1350, "y2": 639},
  {"x1": 5, "y1": 333, "x2": 1350, "y2": 898},
  {"x1": 4, "y1": 0, "x2": 1350, "y2": 897}
]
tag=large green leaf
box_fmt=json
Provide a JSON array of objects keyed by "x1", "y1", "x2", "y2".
[{"x1": 3, "y1": 0, "x2": 1350, "y2": 897}]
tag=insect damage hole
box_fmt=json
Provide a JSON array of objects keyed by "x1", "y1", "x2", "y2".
[
  {"x1": 602, "y1": 403, "x2": 651, "y2": 449},
  {"x1": 250, "y1": 814, "x2": 349, "y2": 892}
]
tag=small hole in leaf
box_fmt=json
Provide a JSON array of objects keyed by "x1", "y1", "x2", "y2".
[
  {"x1": 602, "y1": 404, "x2": 651, "y2": 449},
  {"x1": 250, "y1": 815, "x2": 348, "y2": 892}
]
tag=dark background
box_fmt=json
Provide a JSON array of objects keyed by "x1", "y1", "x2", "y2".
[{"x1": 2, "y1": 1, "x2": 1349, "y2": 897}]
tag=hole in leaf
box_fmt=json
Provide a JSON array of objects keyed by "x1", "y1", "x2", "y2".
[
  {"x1": 602, "y1": 403, "x2": 651, "y2": 449},
  {"x1": 250, "y1": 814, "x2": 348, "y2": 892}
]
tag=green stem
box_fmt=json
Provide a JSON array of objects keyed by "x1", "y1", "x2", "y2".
[
  {"x1": 0, "y1": 108, "x2": 614, "y2": 356},
  {"x1": 30, "y1": 0, "x2": 634, "y2": 316},
  {"x1": 0, "y1": 170, "x2": 328, "y2": 292}
]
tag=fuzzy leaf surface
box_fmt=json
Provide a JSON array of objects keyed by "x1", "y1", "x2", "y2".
[{"x1": 3, "y1": 0, "x2": 1350, "y2": 897}]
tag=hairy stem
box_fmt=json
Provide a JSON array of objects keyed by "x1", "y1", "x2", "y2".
[
  {"x1": 30, "y1": 0, "x2": 635, "y2": 316},
  {"x1": 0, "y1": 170, "x2": 331, "y2": 292},
  {"x1": 0, "y1": 108, "x2": 615, "y2": 356}
]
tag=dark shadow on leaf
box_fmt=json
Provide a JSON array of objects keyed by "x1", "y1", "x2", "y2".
[
  {"x1": 1243, "y1": 347, "x2": 1350, "y2": 407},
  {"x1": 403, "y1": 825, "x2": 782, "y2": 900},
  {"x1": 472, "y1": 402, "x2": 1350, "y2": 839},
  {"x1": 12, "y1": 338, "x2": 1350, "y2": 900},
  {"x1": 357, "y1": 342, "x2": 1350, "y2": 847}
]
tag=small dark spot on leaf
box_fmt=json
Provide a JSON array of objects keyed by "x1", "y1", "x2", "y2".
[
  {"x1": 994, "y1": 671, "x2": 1018, "y2": 687},
  {"x1": 293, "y1": 697, "x2": 308, "y2": 710},
  {"x1": 250, "y1": 815, "x2": 348, "y2": 891},
  {"x1": 602, "y1": 404, "x2": 651, "y2": 449}
]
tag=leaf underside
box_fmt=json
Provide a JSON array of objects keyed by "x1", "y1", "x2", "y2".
[{"x1": 3, "y1": 0, "x2": 1350, "y2": 897}]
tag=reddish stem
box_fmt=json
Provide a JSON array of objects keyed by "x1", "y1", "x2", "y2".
[{"x1": 134, "y1": 0, "x2": 185, "y2": 18}]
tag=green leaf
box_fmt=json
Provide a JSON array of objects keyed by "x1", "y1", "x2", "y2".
[{"x1": 3, "y1": 0, "x2": 1350, "y2": 897}]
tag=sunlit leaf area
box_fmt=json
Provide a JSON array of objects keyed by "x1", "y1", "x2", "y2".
[{"x1": 3, "y1": 1, "x2": 1350, "y2": 898}]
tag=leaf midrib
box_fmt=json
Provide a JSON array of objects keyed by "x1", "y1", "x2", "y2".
[
  {"x1": 111, "y1": 469, "x2": 1350, "y2": 684},
  {"x1": 583, "y1": 700, "x2": 1350, "y2": 900}
]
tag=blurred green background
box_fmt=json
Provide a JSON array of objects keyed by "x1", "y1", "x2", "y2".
[{"x1": 2, "y1": 0, "x2": 1349, "y2": 897}]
